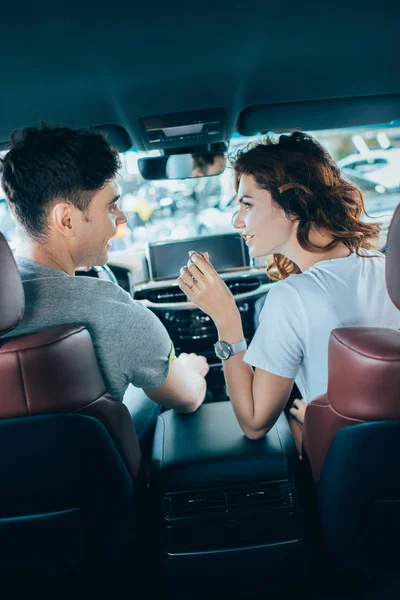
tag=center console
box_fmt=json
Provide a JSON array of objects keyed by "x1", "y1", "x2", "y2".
[
  {"x1": 151, "y1": 402, "x2": 306, "y2": 594},
  {"x1": 133, "y1": 234, "x2": 306, "y2": 592},
  {"x1": 133, "y1": 232, "x2": 274, "y2": 402}
]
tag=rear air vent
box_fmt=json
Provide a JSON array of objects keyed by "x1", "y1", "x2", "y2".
[
  {"x1": 169, "y1": 492, "x2": 228, "y2": 517},
  {"x1": 135, "y1": 278, "x2": 262, "y2": 304},
  {"x1": 230, "y1": 483, "x2": 291, "y2": 511}
]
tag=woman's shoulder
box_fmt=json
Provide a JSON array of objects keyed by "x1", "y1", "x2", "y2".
[{"x1": 265, "y1": 277, "x2": 305, "y2": 307}]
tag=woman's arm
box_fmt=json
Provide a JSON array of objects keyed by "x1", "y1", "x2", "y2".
[
  {"x1": 178, "y1": 252, "x2": 294, "y2": 438},
  {"x1": 217, "y1": 314, "x2": 294, "y2": 438}
]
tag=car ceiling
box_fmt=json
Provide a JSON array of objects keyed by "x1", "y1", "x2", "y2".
[{"x1": 1, "y1": 1, "x2": 399, "y2": 150}]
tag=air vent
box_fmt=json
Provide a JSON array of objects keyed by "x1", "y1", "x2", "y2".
[
  {"x1": 226, "y1": 278, "x2": 261, "y2": 294},
  {"x1": 230, "y1": 483, "x2": 289, "y2": 510},
  {"x1": 135, "y1": 286, "x2": 187, "y2": 303},
  {"x1": 170, "y1": 492, "x2": 228, "y2": 517},
  {"x1": 135, "y1": 278, "x2": 262, "y2": 304}
]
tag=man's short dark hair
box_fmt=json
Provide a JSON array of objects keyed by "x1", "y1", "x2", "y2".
[
  {"x1": 191, "y1": 152, "x2": 225, "y2": 176},
  {"x1": 0, "y1": 124, "x2": 121, "y2": 240}
]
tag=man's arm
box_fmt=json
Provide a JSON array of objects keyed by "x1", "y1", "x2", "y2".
[{"x1": 144, "y1": 353, "x2": 208, "y2": 413}]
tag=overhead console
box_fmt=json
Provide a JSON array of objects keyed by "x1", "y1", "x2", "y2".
[{"x1": 138, "y1": 107, "x2": 227, "y2": 151}]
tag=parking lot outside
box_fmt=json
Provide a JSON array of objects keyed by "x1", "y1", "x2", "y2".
[{"x1": 1, "y1": 125, "x2": 399, "y2": 256}]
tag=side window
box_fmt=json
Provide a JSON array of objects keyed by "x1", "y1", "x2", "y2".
[
  {"x1": 0, "y1": 198, "x2": 17, "y2": 245},
  {"x1": 0, "y1": 154, "x2": 17, "y2": 247}
]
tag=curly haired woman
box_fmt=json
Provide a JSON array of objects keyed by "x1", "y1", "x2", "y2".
[{"x1": 178, "y1": 131, "x2": 400, "y2": 450}]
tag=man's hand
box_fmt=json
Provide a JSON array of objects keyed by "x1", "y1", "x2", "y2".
[
  {"x1": 177, "y1": 352, "x2": 209, "y2": 378},
  {"x1": 289, "y1": 398, "x2": 307, "y2": 425},
  {"x1": 144, "y1": 352, "x2": 208, "y2": 413}
]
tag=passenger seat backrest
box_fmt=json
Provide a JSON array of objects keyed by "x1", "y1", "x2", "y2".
[
  {"x1": 0, "y1": 233, "x2": 141, "y2": 573},
  {"x1": 386, "y1": 203, "x2": 400, "y2": 309},
  {"x1": 302, "y1": 204, "x2": 400, "y2": 574},
  {"x1": 0, "y1": 233, "x2": 24, "y2": 334}
]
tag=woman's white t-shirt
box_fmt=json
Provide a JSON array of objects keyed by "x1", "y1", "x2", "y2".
[{"x1": 244, "y1": 251, "x2": 400, "y2": 403}]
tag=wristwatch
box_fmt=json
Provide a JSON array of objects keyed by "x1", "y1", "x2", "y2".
[{"x1": 214, "y1": 339, "x2": 247, "y2": 360}]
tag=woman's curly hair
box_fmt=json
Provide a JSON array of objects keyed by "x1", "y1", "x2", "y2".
[{"x1": 231, "y1": 131, "x2": 381, "y2": 280}]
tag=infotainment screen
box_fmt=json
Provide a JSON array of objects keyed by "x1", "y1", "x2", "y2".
[{"x1": 147, "y1": 233, "x2": 251, "y2": 281}]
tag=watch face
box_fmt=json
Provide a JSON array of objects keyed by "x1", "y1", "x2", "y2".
[{"x1": 214, "y1": 340, "x2": 231, "y2": 360}]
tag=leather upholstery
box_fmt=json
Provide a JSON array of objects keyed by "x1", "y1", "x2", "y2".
[
  {"x1": 152, "y1": 402, "x2": 297, "y2": 492},
  {"x1": 386, "y1": 202, "x2": 400, "y2": 310},
  {"x1": 327, "y1": 328, "x2": 400, "y2": 420},
  {"x1": 303, "y1": 327, "x2": 400, "y2": 484},
  {"x1": 0, "y1": 326, "x2": 106, "y2": 417},
  {"x1": 0, "y1": 233, "x2": 24, "y2": 335},
  {"x1": 0, "y1": 232, "x2": 143, "y2": 570},
  {"x1": 0, "y1": 232, "x2": 141, "y2": 480}
]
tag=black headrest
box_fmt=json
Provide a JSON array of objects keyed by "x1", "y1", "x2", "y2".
[
  {"x1": 0, "y1": 233, "x2": 24, "y2": 335},
  {"x1": 386, "y1": 204, "x2": 400, "y2": 311}
]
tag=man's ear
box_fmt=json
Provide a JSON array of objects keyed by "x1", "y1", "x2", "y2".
[{"x1": 51, "y1": 202, "x2": 75, "y2": 237}]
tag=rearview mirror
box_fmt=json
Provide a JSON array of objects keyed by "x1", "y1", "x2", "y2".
[{"x1": 137, "y1": 151, "x2": 227, "y2": 180}]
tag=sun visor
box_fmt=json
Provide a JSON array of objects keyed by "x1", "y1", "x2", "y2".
[
  {"x1": 238, "y1": 94, "x2": 400, "y2": 135},
  {"x1": 0, "y1": 124, "x2": 133, "y2": 153},
  {"x1": 86, "y1": 125, "x2": 133, "y2": 152}
]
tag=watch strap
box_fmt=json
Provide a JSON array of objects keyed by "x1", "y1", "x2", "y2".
[{"x1": 230, "y1": 339, "x2": 247, "y2": 355}]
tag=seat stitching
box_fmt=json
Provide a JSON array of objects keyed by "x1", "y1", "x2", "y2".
[
  {"x1": 0, "y1": 326, "x2": 87, "y2": 354},
  {"x1": 313, "y1": 401, "x2": 364, "y2": 423},
  {"x1": 331, "y1": 330, "x2": 400, "y2": 361}
]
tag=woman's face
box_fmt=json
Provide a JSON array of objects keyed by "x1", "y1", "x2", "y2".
[{"x1": 233, "y1": 174, "x2": 297, "y2": 258}]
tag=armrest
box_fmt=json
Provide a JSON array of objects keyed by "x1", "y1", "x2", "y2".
[{"x1": 152, "y1": 401, "x2": 297, "y2": 492}]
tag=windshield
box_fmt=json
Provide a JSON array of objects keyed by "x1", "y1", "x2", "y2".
[{"x1": 1, "y1": 124, "x2": 399, "y2": 254}]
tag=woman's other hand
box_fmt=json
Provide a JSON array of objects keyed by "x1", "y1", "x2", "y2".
[
  {"x1": 289, "y1": 398, "x2": 307, "y2": 425},
  {"x1": 177, "y1": 251, "x2": 238, "y2": 325}
]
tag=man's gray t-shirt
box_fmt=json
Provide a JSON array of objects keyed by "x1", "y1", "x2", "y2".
[{"x1": 2, "y1": 258, "x2": 173, "y2": 400}]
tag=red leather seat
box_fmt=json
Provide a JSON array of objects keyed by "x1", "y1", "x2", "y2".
[
  {"x1": 0, "y1": 233, "x2": 141, "y2": 574},
  {"x1": 303, "y1": 204, "x2": 400, "y2": 574}
]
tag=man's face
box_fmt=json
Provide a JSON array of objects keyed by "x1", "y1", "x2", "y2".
[
  {"x1": 191, "y1": 154, "x2": 226, "y2": 177},
  {"x1": 72, "y1": 180, "x2": 127, "y2": 267}
]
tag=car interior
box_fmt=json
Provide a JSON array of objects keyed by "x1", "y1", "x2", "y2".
[{"x1": 0, "y1": 2, "x2": 400, "y2": 597}]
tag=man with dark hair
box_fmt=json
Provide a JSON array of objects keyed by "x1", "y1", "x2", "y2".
[
  {"x1": 191, "y1": 152, "x2": 226, "y2": 177},
  {"x1": 0, "y1": 125, "x2": 209, "y2": 449}
]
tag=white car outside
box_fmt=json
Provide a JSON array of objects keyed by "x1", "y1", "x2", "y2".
[{"x1": 338, "y1": 148, "x2": 400, "y2": 193}]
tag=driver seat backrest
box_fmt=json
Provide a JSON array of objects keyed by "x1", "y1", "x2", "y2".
[
  {"x1": 303, "y1": 204, "x2": 400, "y2": 575},
  {"x1": 0, "y1": 233, "x2": 141, "y2": 574}
]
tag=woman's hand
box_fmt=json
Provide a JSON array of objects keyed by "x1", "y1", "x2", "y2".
[
  {"x1": 177, "y1": 251, "x2": 238, "y2": 325},
  {"x1": 289, "y1": 398, "x2": 307, "y2": 425}
]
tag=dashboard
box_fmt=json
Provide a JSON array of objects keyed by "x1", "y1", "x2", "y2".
[{"x1": 107, "y1": 233, "x2": 275, "y2": 402}]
